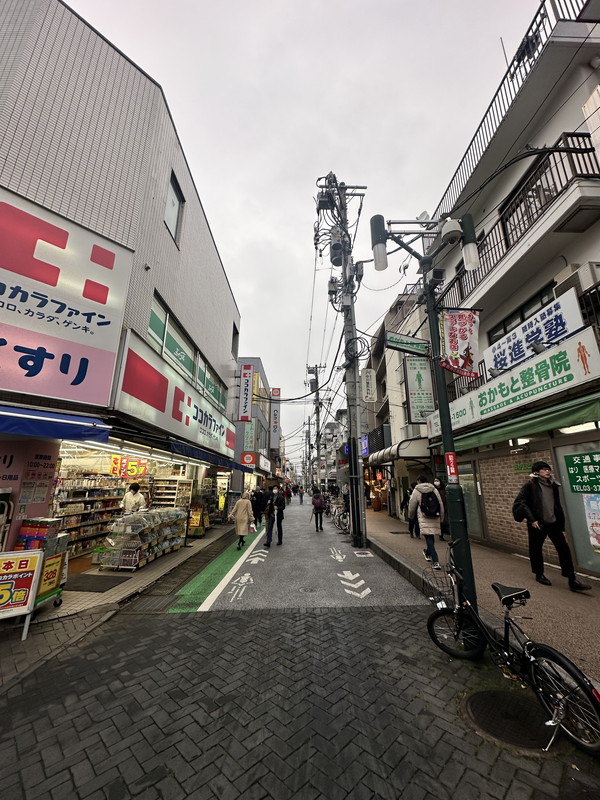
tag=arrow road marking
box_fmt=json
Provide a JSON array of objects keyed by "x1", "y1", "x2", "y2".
[
  {"x1": 344, "y1": 587, "x2": 371, "y2": 598},
  {"x1": 247, "y1": 550, "x2": 269, "y2": 564},
  {"x1": 340, "y1": 578, "x2": 365, "y2": 589},
  {"x1": 337, "y1": 571, "x2": 360, "y2": 581}
]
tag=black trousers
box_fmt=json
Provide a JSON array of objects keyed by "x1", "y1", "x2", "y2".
[
  {"x1": 527, "y1": 521, "x2": 575, "y2": 578},
  {"x1": 314, "y1": 510, "x2": 323, "y2": 530}
]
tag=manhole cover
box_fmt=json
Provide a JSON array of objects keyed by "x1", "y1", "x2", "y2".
[
  {"x1": 299, "y1": 587, "x2": 317, "y2": 593},
  {"x1": 465, "y1": 690, "x2": 551, "y2": 750}
]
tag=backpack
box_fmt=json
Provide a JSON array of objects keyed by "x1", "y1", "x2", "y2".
[
  {"x1": 313, "y1": 496, "x2": 324, "y2": 510},
  {"x1": 420, "y1": 490, "x2": 440, "y2": 518}
]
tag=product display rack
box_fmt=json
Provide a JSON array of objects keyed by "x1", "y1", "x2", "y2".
[
  {"x1": 151, "y1": 478, "x2": 193, "y2": 507},
  {"x1": 52, "y1": 476, "x2": 126, "y2": 558},
  {"x1": 95, "y1": 508, "x2": 186, "y2": 570}
]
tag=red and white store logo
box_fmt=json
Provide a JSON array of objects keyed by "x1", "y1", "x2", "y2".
[
  {"x1": 241, "y1": 452, "x2": 256, "y2": 466},
  {"x1": 271, "y1": 388, "x2": 281, "y2": 398},
  {"x1": 0, "y1": 189, "x2": 132, "y2": 405}
]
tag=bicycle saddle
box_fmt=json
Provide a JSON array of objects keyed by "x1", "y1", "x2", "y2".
[{"x1": 491, "y1": 582, "x2": 531, "y2": 606}]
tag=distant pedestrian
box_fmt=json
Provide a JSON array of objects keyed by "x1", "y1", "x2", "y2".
[
  {"x1": 251, "y1": 488, "x2": 264, "y2": 527},
  {"x1": 299, "y1": 486, "x2": 305, "y2": 505},
  {"x1": 342, "y1": 482, "x2": 350, "y2": 513},
  {"x1": 229, "y1": 491, "x2": 254, "y2": 550},
  {"x1": 312, "y1": 489, "x2": 325, "y2": 531},
  {"x1": 264, "y1": 486, "x2": 286, "y2": 547},
  {"x1": 408, "y1": 475, "x2": 444, "y2": 570},
  {"x1": 512, "y1": 461, "x2": 591, "y2": 592},
  {"x1": 433, "y1": 478, "x2": 449, "y2": 541},
  {"x1": 407, "y1": 482, "x2": 420, "y2": 539},
  {"x1": 284, "y1": 486, "x2": 292, "y2": 505}
]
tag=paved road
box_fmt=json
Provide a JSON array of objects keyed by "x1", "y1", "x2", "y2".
[{"x1": 2, "y1": 501, "x2": 600, "y2": 799}]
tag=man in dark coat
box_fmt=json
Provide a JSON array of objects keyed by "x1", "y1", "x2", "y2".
[
  {"x1": 264, "y1": 486, "x2": 286, "y2": 547},
  {"x1": 513, "y1": 460, "x2": 590, "y2": 592}
]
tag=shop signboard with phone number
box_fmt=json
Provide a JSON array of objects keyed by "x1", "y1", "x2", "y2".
[{"x1": 0, "y1": 550, "x2": 44, "y2": 620}]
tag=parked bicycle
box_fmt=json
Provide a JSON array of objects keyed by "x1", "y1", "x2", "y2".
[
  {"x1": 425, "y1": 541, "x2": 600, "y2": 754},
  {"x1": 330, "y1": 500, "x2": 350, "y2": 534}
]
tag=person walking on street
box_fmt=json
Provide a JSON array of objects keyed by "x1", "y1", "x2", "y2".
[
  {"x1": 229, "y1": 491, "x2": 254, "y2": 550},
  {"x1": 342, "y1": 482, "x2": 350, "y2": 513},
  {"x1": 299, "y1": 486, "x2": 304, "y2": 505},
  {"x1": 512, "y1": 461, "x2": 591, "y2": 592},
  {"x1": 251, "y1": 488, "x2": 264, "y2": 527},
  {"x1": 264, "y1": 486, "x2": 286, "y2": 547},
  {"x1": 407, "y1": 482, "x2": 421, "y2": 539},
  {"x1": 408, "y1": 475, "x2": 444, "y2": 570},
  {"x1": 433, "y1": 478, "x2": 449, "y2": 542},
  {"x1": 312, "y1": 489, "x2": 324, "y2": 532},
  {"x1": 284, "y1": 485, "x2": 292, "y2": 505}
]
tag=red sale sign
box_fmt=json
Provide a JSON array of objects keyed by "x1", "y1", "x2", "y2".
[{"x1": 0, "y1": 550, "x2": 44, "y2": 620}]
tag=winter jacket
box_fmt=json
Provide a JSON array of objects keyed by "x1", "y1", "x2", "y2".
[
  {"x1": 407, "y1": 482, "x2": 444, "y2": 535},
  {"x1": 513, "y1": 475, "x2": 565, "y2": 529},
  {"x1": 265, "y1": 492, "x2": 285, "y2": 519},
  {"x1": 229, "y1": 498, "x2": 254, "y2": 536}
]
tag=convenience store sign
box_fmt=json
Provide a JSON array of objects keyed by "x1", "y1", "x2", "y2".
[
  {"x1": 115, "y1": 332, "x2": 235, "y2": 458},
  {"x1": 427, "y1": 327, "x2": 599, "y2": 438}
]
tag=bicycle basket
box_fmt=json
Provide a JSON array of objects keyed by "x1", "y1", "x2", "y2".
[{"x1": 422, "y1": 566, "x2": 453, "y2": 608}]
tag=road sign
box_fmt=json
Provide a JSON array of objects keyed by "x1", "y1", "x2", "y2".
[{"x1": 385, "y1": 331, "x2": 429, "y2": 356}]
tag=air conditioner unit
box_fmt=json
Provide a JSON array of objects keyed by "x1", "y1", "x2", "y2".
[
  {"x1": 554, "y1": 270, "x2": 583, "y2": 298},
  {"x1": 553, "y1": 263, "x2": 579, "y2": 285},
  {"x1": 579, "y1": 261, "x2": 600, "y2": 291}
]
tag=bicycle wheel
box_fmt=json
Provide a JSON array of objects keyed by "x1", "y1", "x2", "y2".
[
  {"x1": 529, "y1": 644, "x2": 600, "y2": 754},
  {"x1": 427, "y1": 608, "x2": 486, "y2": 660}
]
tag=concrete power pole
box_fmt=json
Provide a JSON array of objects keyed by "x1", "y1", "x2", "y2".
[{"x1": 308, "y1": 366, "x2": 322, "y2": 490}]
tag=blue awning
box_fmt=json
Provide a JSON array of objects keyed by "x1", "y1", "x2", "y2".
[
  {"x1": 170, "y1": 440, "x2": 253, "y2": 473},
  {"x1": 0, "y1": 406, "x2": 110, "y2": 442}
]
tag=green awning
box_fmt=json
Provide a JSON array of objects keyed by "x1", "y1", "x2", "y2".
[{"x1": 446, "y1": 392, "x2": 600, "y2": 451}]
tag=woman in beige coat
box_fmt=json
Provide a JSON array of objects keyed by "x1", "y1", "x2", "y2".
[{"x1": 229, "y1": 491, "x2": 254, "y2": 550}]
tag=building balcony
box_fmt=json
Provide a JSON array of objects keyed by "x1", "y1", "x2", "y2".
[{"x1": 441, "y1": 132, "x2": 600, "y2": 310}]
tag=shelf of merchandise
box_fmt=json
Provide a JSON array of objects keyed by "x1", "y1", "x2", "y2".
[
  {"x1": 95, "y1": 508, "x2": 186, "y2": 570},
  {"x1": 152, "y1": 478, "x2": 193, "y2": 508},
  {"x1": 52, "y1": 476, "x2": 126, "y2": 559}
]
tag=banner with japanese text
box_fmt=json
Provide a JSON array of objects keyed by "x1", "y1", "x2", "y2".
[
  {"x1": 238, "y1": 365, "x2": 253, "y2": 422},
  {"x1": 270, "y1": 388, "x2": 281, "y2": 449},
  {"x1": 427, "y1": 327, "x2": 600, "y2": 438},
  {"x1": 483, "y1": 288, "x2": 583, "y2": 375},
  {"x1": 0, "y1": 187, "x2": 132, "y2": 405},
  {"x1": 115, "y1": 332, "x2": 236, "y2": 458},
  {"x1": 0, "y1": 550, "x2": 44, "y2": 621},
  {"x1": 439, "y1": 309, "x2": 479, "y2": 378}
]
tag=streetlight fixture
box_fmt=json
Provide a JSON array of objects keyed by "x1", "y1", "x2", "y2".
[{"x1": 370, "y1": 213, "x2": 479, "y2": 609}]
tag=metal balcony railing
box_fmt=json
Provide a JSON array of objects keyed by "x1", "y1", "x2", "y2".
[
  {"x1": 432, "y1": 0, "x2": 588, "y2": 220},
  {"x1": 440, "y1": 132, "x2": 600, "y2": 309}
]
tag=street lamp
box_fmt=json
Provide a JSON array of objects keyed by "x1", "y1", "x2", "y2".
[{"x1": 370, "y1": 214, "x2": 479, "y2": 609}]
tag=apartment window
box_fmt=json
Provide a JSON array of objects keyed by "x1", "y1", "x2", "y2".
[
  {"x1": 487, "y1": 283, "x2": 555, "y2": 344},
  {"x1": 165, "y1": 172, "x2": 184, "y2": 240}
]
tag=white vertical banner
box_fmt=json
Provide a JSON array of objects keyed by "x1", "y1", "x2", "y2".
[
  {"x1": 243, "y1": 419, "x2": 256, "y2": 451},
  {"x1": 361, "y1": 368, "x2": 377, "y2": 402},
  {"x1": 270, "y1": 388, "x2": 281, "y2": 448},
  {"x1": 238, "y1": 364, "x2": 254, "y2": 421},
  {"x1": 439, "y1": 309, "x2": 480, "y2": 378}
]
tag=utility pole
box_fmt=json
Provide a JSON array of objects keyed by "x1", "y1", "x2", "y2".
[
  {"x1": 316, "y1": 172, "x2": 367, "y2": 547},
  {"x1": 306, "y1": 416, "x2": 312, "y2": 487}
]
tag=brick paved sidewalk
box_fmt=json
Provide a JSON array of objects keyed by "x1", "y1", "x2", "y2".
[
  {"x1": 0, "y1": 526, "x2": 235, "y2": 691},
  {"x1": 364, "y1": 509, "x2": 600, "y2": 684}
]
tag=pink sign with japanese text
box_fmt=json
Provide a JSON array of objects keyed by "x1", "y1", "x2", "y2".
[{"x1": 0, "y1": 188, "x2": 132, "y2": 405}]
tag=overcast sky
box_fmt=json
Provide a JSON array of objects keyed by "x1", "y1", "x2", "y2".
[{"x1": 68, "y1": 0, "x2": 540, "y2": 467}]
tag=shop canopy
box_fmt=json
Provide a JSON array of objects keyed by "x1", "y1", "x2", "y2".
[
  {"x1": 436, "y1": 391, "x2": 600, "y2": 452},
  {"x1": 0, "y1": 405, "x2": 110, "y2": 442},
  {"x1": 170, "y1": 440, "x2": 254, "y2": 473}
]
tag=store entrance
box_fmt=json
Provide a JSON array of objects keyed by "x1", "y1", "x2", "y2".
[{"x1": 458, "y1": 461, "x2": 485, "y2": 540}]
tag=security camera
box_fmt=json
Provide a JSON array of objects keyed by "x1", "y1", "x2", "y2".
[{"x1": 440, "y1": 218, "x2": 463, "y2": 245}]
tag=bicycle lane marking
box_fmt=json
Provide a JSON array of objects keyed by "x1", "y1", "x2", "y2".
[
  {"x1": 166, "y1": 526, "x2": 264, "y2": 613},
  {"x1": 196, "y1": 532, "x2": 267, "y2": 612}
]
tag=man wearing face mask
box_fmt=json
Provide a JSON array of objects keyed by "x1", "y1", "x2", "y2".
[
  {"x1": 264, "y1": 485, "x2": 286, "y2": 547},
  {"x1": 513, "y1": 461, "x2": 591, "y2": 592}
]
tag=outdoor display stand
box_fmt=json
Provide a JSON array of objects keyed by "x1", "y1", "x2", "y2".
[
  {"x1": 95, "y1": 508, "x2": 186, "y2": 571},
  {"x1": 34, "y1": 550, "x2": 67, "y2": 611},
  {"x1": 0, "y1": 550, "x2": 45, "y2": 640}
]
